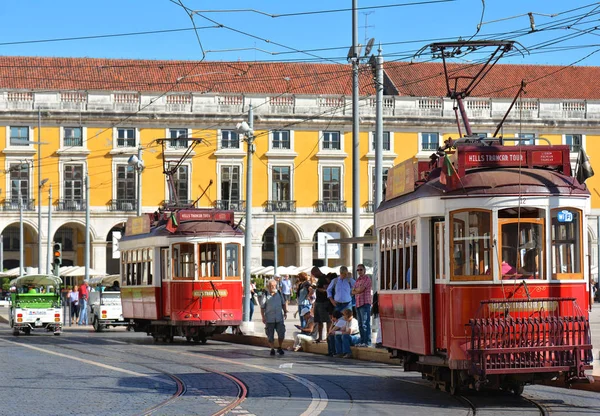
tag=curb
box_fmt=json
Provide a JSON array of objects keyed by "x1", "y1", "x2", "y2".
[{"x1": 213, "y1": 333, "x2": 401, "y2": 365}]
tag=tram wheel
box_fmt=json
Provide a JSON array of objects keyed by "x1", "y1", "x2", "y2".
[
  {"x1": 12, "y1": 330, "x2": 19, "y2": 336},
  {"x1": 93, "y1": 318, "x2": 103, "y2": 333},
  {"x1": 186, "y1": 336, "x2": 192, "y2": 342},
  {"x1": 200, "y1": 338, "x2": 208, "y2": 345},
  {"x1": 23, "y1": 328, "x2": 31, "y2": 335},
  {"x1": 512, "y1": 384, "x2": 524, "y2": 396}
]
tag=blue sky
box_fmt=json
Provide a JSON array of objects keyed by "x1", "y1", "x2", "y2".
[{"x1": 2, "y1": 1, "x2": 600, "y2": 66}]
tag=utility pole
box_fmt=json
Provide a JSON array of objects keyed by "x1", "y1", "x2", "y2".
[
  {"x1": 374, "y1": 46, "x2": 384, "y2": 293},
  {"x1": 19, "y1": 185, "x2": 23, "y2": 276},
  {"x1": 47, "y1": 185, "x2": 52, "y2": 276},
  {"x1": 351, "y1": 0, "x2": 361, "y2": 270},
  {"x1": 273, "y1": 214, "x2": 278, "y2": 277},
  {"x1": 241, "y1": 106, "x2": 254, "y2": 323},
  {"x1": 37, "y1": 109, "x2": 42, "y2": 273},
  {"x1": 84, "y1": 174, "x2": 90, "y2": 281}
]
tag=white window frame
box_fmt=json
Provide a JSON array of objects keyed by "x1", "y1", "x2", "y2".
[
  {"x1": 368, "y1": 163, "x2": 392, "y2": 202},
  {"x1": 216, "y1": 161, "x2": 244, "y2": 202},
  {"x1": 165, "y1": 128, "x2": 191, "y2": 149},
  {"x1": 218, "y1": 129, "x2": 243, "y2": 151},
  {"x1": 4, "y1": 157, "x2": 33, "y2": 201},
  {"x1": 319, "y1": 130, "x2": 344, "y2": 152},
  {"x1": 418, "y1": 132, "x2": 441, "y2": 153},
  {"x1": 113, "y1": 127, "x2": 138, "y2": 149},
  {"x1": 163, "y1": 160, "x2": 192, "y2": 202},
  {"x1": 318, "y1": 162, "x2": 344, "y2": 200},
  {"x1": 60, "y1": 126, "x2": 88, "y2": 149},
  {"x1": 268, "y1": 161, "x2": 294, "y2": 201},
  {"x1": 269, "y1": 129, "x2": 294, "y2": 151},
  {"x1": 58, "y1": 158, "x2": 88, "y2": 199},
  {"x1": 111, "y1": 157, "x2": 138, "y2": 203},
  {"x1": 514, "y1": 132, "x2": 536, "y2": 145},
  {"x1": 563, "y1": 133, "x2": 585, "y2": 153},
  {"x1": 6, "y1": 126, "x2": 34, "y2": 150},
  {"x1": 369, "y1": 131, "x2": 393, "y2": 152}
]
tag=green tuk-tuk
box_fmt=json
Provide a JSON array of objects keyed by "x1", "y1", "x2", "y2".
[{"x1": 9, "y1": 274, "x2": 63, "y2": 335}]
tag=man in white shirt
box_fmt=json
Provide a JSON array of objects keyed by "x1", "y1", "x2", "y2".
[{"x1": 335, "y1": 308, "x2": 360, "y2": 358}]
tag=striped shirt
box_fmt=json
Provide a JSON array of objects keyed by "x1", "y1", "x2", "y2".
[{"x1": 354, "y1": 275, "x2": 372, "y2": 308}]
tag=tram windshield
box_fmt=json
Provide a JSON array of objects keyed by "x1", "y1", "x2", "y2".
[{"x1": 499, "y1": 208, "x2": 544, "y2": 280}]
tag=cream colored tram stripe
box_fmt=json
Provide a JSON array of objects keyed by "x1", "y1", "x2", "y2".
[{"x1": 149, "y1": 345, "x2": 329, "y2": 416}]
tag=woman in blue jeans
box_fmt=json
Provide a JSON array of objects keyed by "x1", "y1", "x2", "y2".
[{"x1": 334, "y1": 309, "x2": 360, "y2": 358}]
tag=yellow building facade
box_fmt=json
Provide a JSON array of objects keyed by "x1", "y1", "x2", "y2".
[{"x1": 0, "y1": 57, "x2": 599, "y2": 279}]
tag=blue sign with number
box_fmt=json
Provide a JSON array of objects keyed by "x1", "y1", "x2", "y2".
[{"x1": 557, "y1": 210, "x2": 573, "y2": 223}]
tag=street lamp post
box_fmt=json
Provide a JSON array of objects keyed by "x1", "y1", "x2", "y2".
[
  {"x1": 37, "y1": 110, "x2": 42, "y2": 273},
  {"x1": 236, "y1": 106, "x2": 254, "y2": 324}
]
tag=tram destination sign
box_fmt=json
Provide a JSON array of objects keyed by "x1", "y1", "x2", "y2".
[{"x1": 461, "y1": 149, "x2": 564, "y2": 169}]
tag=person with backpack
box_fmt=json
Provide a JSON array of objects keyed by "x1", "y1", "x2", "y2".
[
  {"x1": 260, "y1": 278, "x2": 288, "y2": 356},
  {"x1": 326, "y1": 265, "x2": 355, "y2": 313}
]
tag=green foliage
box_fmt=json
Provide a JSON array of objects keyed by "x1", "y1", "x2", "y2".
[{"x1": 1, "y1": 277, "x2": 9, "y2": 291}]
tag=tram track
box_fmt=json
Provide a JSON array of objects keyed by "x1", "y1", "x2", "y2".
[{"x1": 0, "y1": 335, "x2": 250, "y2": 416}]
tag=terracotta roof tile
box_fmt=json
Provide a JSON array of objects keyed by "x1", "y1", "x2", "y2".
[
  {"x1": 0, "y1": 56, "x2": 375, "y2": 96},
  {"x1": 384, "y1": 61, "x2": 600, "y2": 100}
]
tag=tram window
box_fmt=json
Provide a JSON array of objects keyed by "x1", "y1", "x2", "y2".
[
  {"x1": 551, "y1": 208, "x2": 582, "y2": 279},
  {"x1": 199, "y1": 243, "x2": 221, "y2": 278},
  {"x1": 410, "y1": 220, "x2": 418, "y2": 289},
  {"x1": 450, "y1": 210, "x2": 492, "y2": 281},
  {"x1": 397, "y1": 224, "x2": 404, "y2": 290},
  {"x1": 434, "y1": 222, "x2": 445, "y2": 280},
  {"x1": 173, "y1": 243, "x2": 195, "y2": 279},
  {"x1": 161, "y1": 248, "x2": 170, "y2": 281},
  {"x1": 385, "y1": 228, "x2": 391, "y2": 290},
  {"x1": 391, "y1": 226, "x2": 398, "y2": 291},
  {"x1": 225, "y1": 243, "x2": 240, "y2": 278},
  {"x1": 147, "y1": 249, "x2": 153, "y2": 285},
  {"x1": 379, "y1": 229, "x2": 386, "y2": 291},
  {"x1": 499, "y1": 208, "x2": 545, "y2": 280},
  {"x1": 404, "y1": 223, "x2": 411, "y2": 288}
]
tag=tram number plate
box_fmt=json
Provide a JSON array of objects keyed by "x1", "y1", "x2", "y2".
[{"x1": 35, "y1": 321, "x2": 43, "y2": 327}]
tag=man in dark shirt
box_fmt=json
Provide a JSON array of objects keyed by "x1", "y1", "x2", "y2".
[{"x1": 312, "y1": 266, "x2": 330, "y2": 342}]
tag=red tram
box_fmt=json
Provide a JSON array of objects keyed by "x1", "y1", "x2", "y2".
[
  {"x1": 376, "y1": 40, "x2": 594, "y2": 394},
  {"x1": 377, "y1": 143, "x2": 593, "y2": 393},
  {"x1": 118, "y1": 209, "x2": 244, "y2": 343}
]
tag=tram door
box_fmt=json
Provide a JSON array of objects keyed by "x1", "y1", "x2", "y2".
[{"x1": 431, "y1": 218, "x2": 446, "y2": 352}]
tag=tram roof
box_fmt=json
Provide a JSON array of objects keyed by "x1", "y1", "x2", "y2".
[
  {"x1": 120, "y1": 220, "x2": 243, "y2": 242},
  {"x1": 379, "y1": 167, "x2": 589, "y2": 211}
]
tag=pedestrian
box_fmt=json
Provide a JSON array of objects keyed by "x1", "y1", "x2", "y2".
[
  {"x1": 290, "y1": 306, "x2": 318, "y2": 352},
  {"x1": 78, "y1": 280, "x2": 90, "y2": 325},
  {"x1": 312, "y1": 266, "x2": 330, "y2": 342},
  {"x1": 326, "y1": 265, "x2": 355, "y2": 313},
  {"x1": 69, "y1": 285, "x2": 80, "y2": 323},
  {"x1": 352, "y1": 264, "x2": 372, "y2": 347},
  {"x1": 280, "y1": 274, "x2": 292, "y2": 304},
  {"x1": 335, "y1": 308, "x2": 360, "y2": 358},
  {"x1": 249, "y1": 279, "x2": 257, "y2": 321},
  {"x1": 295, "y1": 272, "x2": 312, "y2": 327},
  {"x1": 372, "y1": 292, "x2": 383, "y2": 348},
  {"x1": 260, "y1": 278, "x2": 288, "y2": 356},
  {"x1": 326, "y1": 310, "x2": 346, "y2": 357}
]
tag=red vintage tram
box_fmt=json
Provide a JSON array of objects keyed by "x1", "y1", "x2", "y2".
[
  {"x1": 118, "y1": 209, "x2": 244, "y2": 343},
  {"x1": 376, "y1": 41, "x2": 593, "y2": 394}
]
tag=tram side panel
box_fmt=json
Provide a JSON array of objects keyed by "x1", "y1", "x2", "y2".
[
  {"x1": 380, "y1": 292, "x2": 431, "y2": 356},
  {"x1": 121, "y1": 286, "x2": 160, "y2": 320},
  {"x1": 164, "y1": 280, "x2": 242, "y2": 324}
]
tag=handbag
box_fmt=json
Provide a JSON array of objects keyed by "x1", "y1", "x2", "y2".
[{"x1": 252, "y1": 293, "x2": 259, "y2": 306}]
